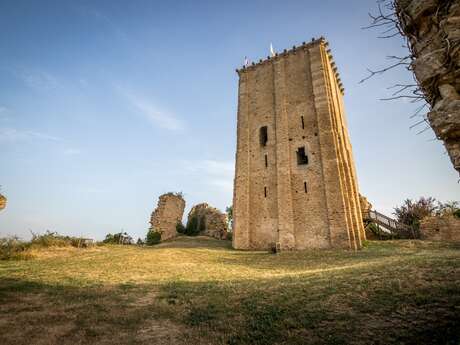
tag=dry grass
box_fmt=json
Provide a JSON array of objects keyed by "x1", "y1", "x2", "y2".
[{"x1": 0, "y1": 236, "x2": 459, "y2": 344}]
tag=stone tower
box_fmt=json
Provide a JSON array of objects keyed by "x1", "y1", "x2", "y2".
[{"x1": 232, "y1": 37, "x2": 365, "y2": 251}]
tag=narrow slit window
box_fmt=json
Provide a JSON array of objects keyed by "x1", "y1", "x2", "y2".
[
  {"x1": 264, "y1": 186, "x2": 267, "y2": 198},
  {"x1": 304, "y1": 181, "x2": 308, "y2": 193},
  {"x1": 260, "y1": 126, "x2": 268, "y2": 146},
  {"x1": 301, "y1": 116, "x2": 305, "y2": 129},
  {"x1": 264, "y1": 154, "x2": 268, "y2": 168},
  {"x1": 296, "y1": 147, "x2": 309, "y2": 165}
]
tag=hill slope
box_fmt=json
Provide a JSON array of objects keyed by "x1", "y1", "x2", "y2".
[{"x1": 0, "y1": 237, "x2": 459, "y2": 344}]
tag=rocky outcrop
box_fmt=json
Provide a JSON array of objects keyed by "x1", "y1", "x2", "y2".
[
  {"x1": 149, "y1": 193, "x2": 185, "y2": 241},
  {"x1": 395, "y1": 0, "x2": 460, "y2": 174},
  {"x1": 359, "y1": 194, "x2": 373, "y2": 219},
  {"x1": 0, "y1": 194, "x2": 6, "y2": 211},
  {"x1": 186, "y1": 203, "x2": 228, "y2": 239},
  {"x1": 419, "y1": 215, "x2": 460, "y2": 241}
]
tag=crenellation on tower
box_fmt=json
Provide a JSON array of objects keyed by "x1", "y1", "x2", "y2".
[{"x1": 232, "y1": 36, "x2": 364, "y2": 251}]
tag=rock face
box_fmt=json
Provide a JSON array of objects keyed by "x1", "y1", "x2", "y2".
[
  {"x1": 419, "y1": 215, "x2": 460, "y2": 241},
  {"x1": 396, "y1": 0, "x2": 460, "y2": 174},
  {"x1": 149, "y1": 193, "x2": 185, "y2": 241},
  {"x1": 0, "y1": 194, "x2": 6, "y2": 211},
  {"x1": 186, "y1": 203, "x2": 228, "y2": 239},
  {"x1": 359, "y1": 194, "x2": 373, "y2": 219}
]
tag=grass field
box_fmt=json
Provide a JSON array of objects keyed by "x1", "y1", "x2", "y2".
[{"x1": 0, "y1": 236, "x2": 459, "y2": 345}]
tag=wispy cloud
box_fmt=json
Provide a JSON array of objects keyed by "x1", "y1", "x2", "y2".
[
  {"x1": 116, "y1": 86, "x2": 185, "y2": 131},
  {"x1": 184, "y1": 159, "x2": 234, "y2": 191},
  {"x1": 0, "y1": 128, "x2": 61, "y2": 143},
  {"x1": 15, "y1": 69, "x2": 60, "y2": 91}
]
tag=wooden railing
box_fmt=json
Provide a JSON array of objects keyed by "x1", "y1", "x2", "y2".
[{"x1": 364, "y1": 210, "x2": 417, "y2": 239}]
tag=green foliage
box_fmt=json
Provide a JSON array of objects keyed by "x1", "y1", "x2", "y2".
[
  {"x1": 185, "y1": 215, "x2": 201, "y2": 236},
  {"x1": 145, "y1": 231, "x2": 161, "y2": 245},
  {"x1": 365, "y1": 222, "x2": 395, "y2": 240},
  {"x1": 226, "y1": 231, "x2": 233, "y2": 241},
  {"x1": 0, "y1": 236, "x2": 31, "y2": 260},
  {"x1": 226, "y1": 205, "x2": 233, "y2": 230},
  {"x1": 102, "y1": 232, "x2": 133, "y2": 245},
  {"x1": 394, "y1": 198, "x2": 460, "y2": 228},
  {"x1": 1, "y1": 231, "x2": 93, "y2": 260},
  {"x1": 454, "y1": 209, "x2": 460, "y2": 219},
  {"x1": 136, "y1": 238, "x2": 144, "y2": 245},
  {"x1": 393, "y1": 197, "x2": 437, "y2": 229},
  {"x1": 176, "y1": 222, "x2": 186, "y2": 234}
]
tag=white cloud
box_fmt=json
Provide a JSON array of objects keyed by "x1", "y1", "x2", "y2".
[
  {"x1": 116, "y1": 86, "x2": 185, "y2": 131},
  {"x1": 0, "y1": 128, "x2": 61, "y2": 142},
  {"x1": 183, "y1": 159, "x2": 234, "y2": 192}
]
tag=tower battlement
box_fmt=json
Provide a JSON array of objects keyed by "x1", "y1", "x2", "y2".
[
  {"x1": 232, "y1": 36, "x2": 364, "y2": 251},
  {"x1": 236, "y1": 37, "x2": 345, "y2": 94}
]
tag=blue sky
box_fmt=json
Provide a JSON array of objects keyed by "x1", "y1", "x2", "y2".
[{"x1": 0, "y1": 0, "x2": 458, "y2": 241}]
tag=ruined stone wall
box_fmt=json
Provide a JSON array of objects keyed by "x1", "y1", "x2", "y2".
[
  {"x1": 187, "y1": 203, "x2": 228, "y2": 239},
  {"x1": 395, "y1": 0, "x2": 460, "y2": 174},
  {"x1": 233, "y1": 38, "x2": 365, "y2": 250},
  {"x1": 149, "y1": 193, "x2": 185, "y2": 241},
  {"x1": 359, "y1": 194, "x2": 373, "y2": 218},
  {"x1": 0, "y1": 194, "x2": 6, "y2": 211},
  {"x1": 419, "y1": 215, "x2": 460, "y2": 241}
]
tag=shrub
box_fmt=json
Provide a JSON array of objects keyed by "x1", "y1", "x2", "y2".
[
  {"x1": 102, "y1": 232, "x2": 133, "y2": 245},
  {"x1": 146, "y1": 231, "x2": 161, "y2": 245},
  {"x1": 0, "y1": 237, "x2": 30, "y2": 260},
  {"x1": 226, "y1": 232, "x2": 233, "y2": 241},
  {"x1": 176, "y1": 222, "x2": 186, "y2": 234},
  {"x1": 185, "y1": 215, "x2": 201, "y2": 236},
  {"x1": 393, "y1": 197, "x2": 437, "y2": 229},
  {"x1": 454, "y1": 209, "x2": 460, "y2": 219},
  {"x1": 136, "y1": 238, "x2": 144, "y2": 245}
]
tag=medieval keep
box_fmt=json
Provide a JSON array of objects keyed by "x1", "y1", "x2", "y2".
[{"x1": 232, "y1": 37, "x2": 365, "y2": 251}]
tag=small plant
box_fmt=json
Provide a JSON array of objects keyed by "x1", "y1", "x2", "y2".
[
  {"x1": 0, "y1": 236, "x2": 30, "y2": 260},
  {"x1": 176, "y1": 222, "x2": 186, "y2": 234},
  {"x1": 146, "y1": 231, "x2": 161, "y2": 245},
  {"x1": 185, "y1": 215, "x2": 201, "y2": 236}
]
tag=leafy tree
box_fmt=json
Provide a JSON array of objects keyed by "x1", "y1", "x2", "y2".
[
  {"x1": 185, "y1": 215, "x2": 201, "y2": 236},
  {"x1": 103, "y1": 232, "x2": 133, "y2": 245},
  {"x1": 226, "y1": 205, "x2": 233, "y2": 231},
  {"x1": 176, "y1": 222, "x2": 186, "y2": 234},
  {"x1": 145, "y1": 231, "x2": 161, "y2": 245},
  {"x1": 393, "y1": 197, "x2": 437, "y2": 228}
]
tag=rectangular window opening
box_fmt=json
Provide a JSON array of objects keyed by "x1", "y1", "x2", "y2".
[
  {"x1": 304, "y1": 181, "x2": 308, "y2": 193},
  {"x1": 264, "y1": 186, "x2": 267, "y2": 198},
  {"x1": 301, "y1": 116, "x2": 305, "y2": 129},
  {"x1": 264, "y1": 154, "x2": 268, "y2": 168},
  {"x1": 260, "y1": 126, "x2": 268, "y2": 146},
  {"x1": 296, "y1": 147, "x2": 309, "y2": 165}
]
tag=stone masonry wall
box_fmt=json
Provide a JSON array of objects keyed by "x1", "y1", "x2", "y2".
[
  {"x1": 233, "y1": 38, "x2": 365, "y2": 251},
  {"x1": 187, "y1": 203, "x2": 228, "y2": 239},
  {"x1": 0, "y1": 194, "x2": 6, "y2": 211},
  {"x1": 149, "y1": 193, "x2": 185, "y2": 241},
  {"x1": 419, "y1": 215, "x2": 460, "y2": 241}
]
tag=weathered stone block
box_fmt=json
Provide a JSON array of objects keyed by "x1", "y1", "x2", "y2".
[{"x1": 149, "y1": 193, "x2": 185, "y2": 241}]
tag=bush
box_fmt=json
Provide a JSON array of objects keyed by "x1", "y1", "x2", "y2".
[
  {"x1": 393, "y1": 197, "x2": 437, "y2": 229},
  {"x1": 185, "y1": 215, "x2": 201, "y2": 236},
  {"x1": 102, "y1": 232, "x2": 133, "y2": 245},
  {"x1": 454, "y1": 209, "x2": 460, "y2": 219},
  {"x1": 176, "y1": 222, "x2": 186, "y2": 234},
  {"x1": 0, "y1": 237, "x2": 30, "y2": 260},
  {"x1": 226, "y1": 232, "x2": 233, "y2": 241},
  {"x1": 136, "y1": 238, "x2": 144, "y2": 245},
  {"x1": 146, "y1": 231, "x2": 161, "y2": 245}
]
